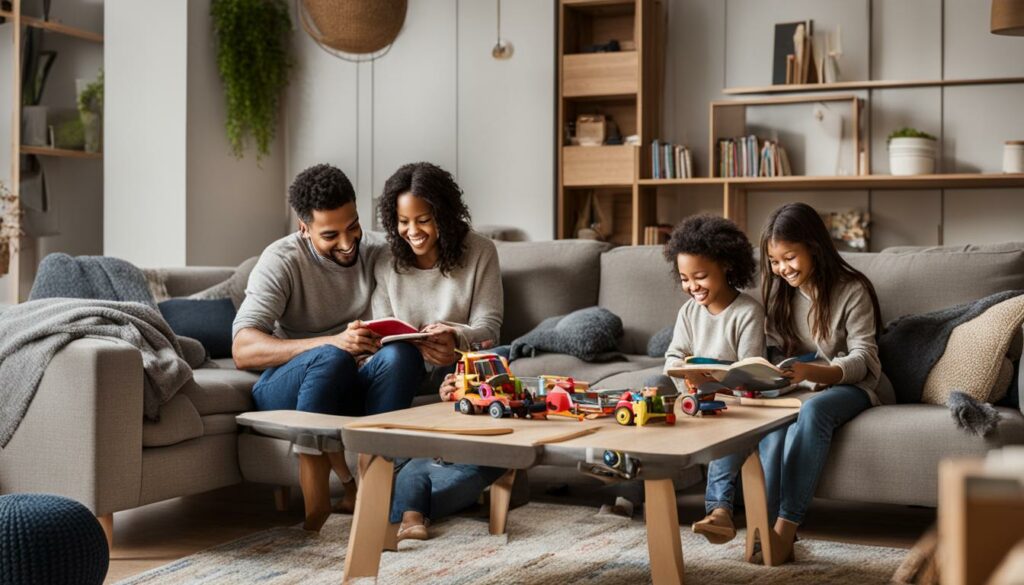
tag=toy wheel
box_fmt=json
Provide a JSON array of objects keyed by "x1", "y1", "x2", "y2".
[
  {"x1": 615, "y1": 406, "x2": 634, "y2": 426},
  {"x1": 458, "y1": 398, "x2": 474, "y2": 415},
  {"x1": 681, "y1": 396, "x2": 699, "y2": 416},
  {"x1": 603, "y1": 450, "x2": 621, "y2": 467},
  {"x1": 488, "y1": 402, "x2": 505, "y2": 419}
]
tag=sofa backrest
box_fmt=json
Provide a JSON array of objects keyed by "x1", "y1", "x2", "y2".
[
  {"x1": 162, "y1": 267, "x2": 235, "y2": 298},
  {"x1": 842, "y1": 244, "x2": 1024, "y2": 324},
  {"x1": 495, "y1": 239, "x2": 611, "y2": 343},
  {"x1": 598, "y1": 245, "x2": 683, "y2": 355}
]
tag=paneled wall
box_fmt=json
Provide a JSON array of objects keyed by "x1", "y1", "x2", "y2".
[
  {"x1": 659, "y1": 0, "x2": 1024, "y2": 250},
  {"x1": 286, "y1": 0, "x2": 555, "y2": 241}
]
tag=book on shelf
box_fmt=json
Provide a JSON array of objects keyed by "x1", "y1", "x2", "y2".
[
  {"x1": 643, "y1": 224, "x2": 672, "y2": 245},
  {"x1": 650, "y1": 140, "x2": 694, "y2": 179},
  {"x1": 717, "y1": 135, "x2": 791, "y2": 178}
]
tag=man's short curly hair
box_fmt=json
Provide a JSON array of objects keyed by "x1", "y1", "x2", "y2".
[
  {"x1": 288, "y1": 164, "x2": 357, "y2": 223},
  {"x1": 378, "y1": 162, "x2": 471, "y2": 276},
  {"x1": 663, "y1": 214, "x2": 757, "y2": 290}
]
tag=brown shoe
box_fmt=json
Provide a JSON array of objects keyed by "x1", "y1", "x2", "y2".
[
  {"x1": 396, "y1": 523, "x2": 429, "y2": 542},
  {"x1": 691, "y1": 508, "x2": 736, "y2": 544}
]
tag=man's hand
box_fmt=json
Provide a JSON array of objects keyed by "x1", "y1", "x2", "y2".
[
  {"x1": 332, "y1": 320, "x2": 381, "y2": 356},
  {"x1": 439, "y1": 373, "x2": 457, "y2": 401},
  {"x1": 415, "y1": 323, "x2": 458, "y2": 366}
]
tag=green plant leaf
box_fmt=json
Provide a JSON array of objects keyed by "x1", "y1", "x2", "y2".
[
  {"x1": 886, "y1": 127, "x2": 936, "y2": 143},
  {"x1": 211, "y1": 0, "x2": 292, "y2": 161}
]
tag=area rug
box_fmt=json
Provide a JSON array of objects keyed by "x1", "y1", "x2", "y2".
[{"x1": 115, "y1": 502, "x2": 906, "y2": 584}]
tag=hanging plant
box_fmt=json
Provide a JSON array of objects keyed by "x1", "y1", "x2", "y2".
[{"x1": 211, "y1": 0, "x2": 292, "y2": 160}]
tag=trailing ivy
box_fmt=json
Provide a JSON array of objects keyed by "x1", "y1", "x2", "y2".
[{"x1": 211, "y1": 0, "x2": 291, "y2": 160}]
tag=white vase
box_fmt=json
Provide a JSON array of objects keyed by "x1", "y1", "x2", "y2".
[
  {"x1": 888, "y1": 137, "x2": 937, "y2": 176},
  {"x1": 21, "y1": 105, "x2": 49, "y2": 146}
]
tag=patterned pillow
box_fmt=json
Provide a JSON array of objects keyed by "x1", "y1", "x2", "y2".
[{"x1": 921, "y1": 295, "x2": 1024, "y2": 405}]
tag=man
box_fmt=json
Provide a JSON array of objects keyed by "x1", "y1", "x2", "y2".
[{"x1": 233, "y1": 165, "x2": 424, "y2": 507}]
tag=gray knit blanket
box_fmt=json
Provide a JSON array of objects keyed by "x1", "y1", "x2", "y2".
[
  {"x1": 509, "y1": 307, "x2": 625, "y2": 362},
  {"x1": 0, "y1": 299, "x2": 193, "y2": 448},
  {"x1": 28, "y1": 253, "x2": 155, "y2": 306},
  {"x1": 879, "y1": 289, "x2": 1024, "y2": 404}
]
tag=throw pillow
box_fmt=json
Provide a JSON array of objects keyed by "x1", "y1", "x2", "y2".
[
  {"x1": 647, "y1": 325, "x2": 674, "y2": 358},
  {"x1": 188, "y1": 256, "x2": 258, "y2": 310},
  {"x1": 921, "y1": 295, "x2": 1024, "y2": 405},
  {"x1": 158, "y1": 298, "x2": 237, "y2": 359}
]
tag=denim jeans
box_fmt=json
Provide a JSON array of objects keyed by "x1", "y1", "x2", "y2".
[
  {"x1": 252, "y1": 342, "x2": 424, "y2": 416},
  {"x1": 759, "y1": 384, "x2": 871, "y2": 525},
  {"x1": 389, "y1": 458, "x2": 507, "y2": 524},
  {"x1": 704, "y1": 453, "x2": 747, "y2": 514}
]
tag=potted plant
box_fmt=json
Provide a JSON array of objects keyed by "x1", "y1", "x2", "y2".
[
  {"x1": 77, "y1": 70, "x2": 103, "y2": 153},
  {"x1": 0, "y1": 182, "x2": 21, "y2": 277},
  {"x1": 211, "y1": 0, "x2": 292, "y2": 160},
  {"x1": 888, "y1": 127, "x2": 937, "y2": 176}
]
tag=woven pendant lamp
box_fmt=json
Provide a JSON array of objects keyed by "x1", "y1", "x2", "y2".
[
  {"x1": 297, "y1": 0, "x2": 408, "y2": 61},
  {"x1": 992, "y1": 0, "x2": 1024, "y2": 35}
]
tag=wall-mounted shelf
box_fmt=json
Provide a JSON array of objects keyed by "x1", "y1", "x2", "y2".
[
  {"x1": 20, "y1": 145, "x2": 102, "y2": 159},
  {"x1": 723, "y1": 76, "x2": 1024, "y2": 96},
  {"x1": 639, "y1": 173, "x2": 1024, "y2": 190},
  {"x1": 0, "y1": 10, "x2": 103, "y2": 42}
]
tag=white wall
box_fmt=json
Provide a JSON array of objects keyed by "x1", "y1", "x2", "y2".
[
  {"x1": 105, "y1": 0, "x2": 188, "y2": 266},
  {"x1": 286, "y1": 0, "x2": 554, "y2": 241}
]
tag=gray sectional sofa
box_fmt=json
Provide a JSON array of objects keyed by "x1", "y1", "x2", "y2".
[{"x1": 1, "y1": 239, "x2": 1022, "y2": 529}]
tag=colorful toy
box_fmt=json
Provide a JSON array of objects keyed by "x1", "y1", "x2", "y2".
[
  {"x1": 677, "y1": 376, "x2": 729, "y2": 417},
  {"x1": 451, "y1": 351, "x2": 546, "y2": 419},
  {"x1": 614, "y1": 387, "x2": 676, "y2": 426}
]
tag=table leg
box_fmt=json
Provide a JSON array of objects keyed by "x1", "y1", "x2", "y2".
[
  {"x1": 644, "y1": 478, "x2": 685, "y2": 585},
  {"x1": 741, "y1": 449, "x2": 787, "y2": 566},
  {"x1": 489, "y1": 469, "x2": 516, "y2": 536},
  {"x1": 298, "y1": 453, "x2": 332, "y2": 531},
  {"x1": 342, "y1": 455, "x2": 395, "y2": 584}
]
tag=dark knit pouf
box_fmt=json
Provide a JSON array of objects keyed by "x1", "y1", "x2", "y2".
[{"x1": 0, "y1": 494, "x2": 109, "y2": 585}]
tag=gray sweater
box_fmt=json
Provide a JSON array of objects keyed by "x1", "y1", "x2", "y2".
[
  {"x1": 663, "y1": 293, "x2": 766, "y2": 392},
  {"x1": 372, "y1": 231, "x2": 503, "y2": 350},
  {"x1": 233, "y1": 232, "x2": 384, "y2": 340},
  {"x1": 766, "y1": 278, "x2": 884, "y2": 406}
]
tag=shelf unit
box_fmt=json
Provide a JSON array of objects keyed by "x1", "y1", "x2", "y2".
[
  {"x1": 2, "y1": 1, "x2": 104, "y2": 300},
  {"x1": 557, "y1": 0, "x2": 660, "y2": 245},
  {"x1": 722, "y1": 76, "x2": 1024, "y2": 96}
]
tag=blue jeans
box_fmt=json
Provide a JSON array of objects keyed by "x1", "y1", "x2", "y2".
[
  {"x1": 389, "y1": 458, "x2": 507, "y2": 524},
  {"x1": 759, "y1": 385, "x2": 871, "y2": 525},
  {"x1": 704, "y1": 453, "x2": 748, "y2": 514},
  {"x1": 252, "y1": 342, "x2": 424, "y2": 415}
]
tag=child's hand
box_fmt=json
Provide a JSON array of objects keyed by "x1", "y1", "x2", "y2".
[
  {"x1": 439, "y1": 373, "x2": 457, "y2": 401},
  {"x1": 781, "y1": 362, "x2": 813, "y2": 384},
  {"x1": 782, "y1": 362, "x2": 842, "y2": 386}
]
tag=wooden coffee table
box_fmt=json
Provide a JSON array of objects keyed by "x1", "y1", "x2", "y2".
[{"x1": 340, "y1": 400, "x2": 800, "y2": 584}]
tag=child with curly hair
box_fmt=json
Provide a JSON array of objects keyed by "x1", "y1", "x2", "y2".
[{"x1": 659, "y1": 214, "x2": 765, "y2": 544}]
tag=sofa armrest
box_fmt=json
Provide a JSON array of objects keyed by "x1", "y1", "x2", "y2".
[{"x1": 0, "y1": 337, "x2": 144, "y2": 515}]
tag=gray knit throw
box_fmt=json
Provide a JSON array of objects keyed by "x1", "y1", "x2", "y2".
[{"x1": 28, "y1": 253, "x2": 156, "y2": 307}]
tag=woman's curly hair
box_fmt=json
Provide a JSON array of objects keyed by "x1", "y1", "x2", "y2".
[
  {"x1": 379, "y1": 162, "x2": 472, "y2": 276},
  {"x1": 663, "y1": 214, "x2": 757, "y2": 289},
  {"x1": 287, "y1": 163, "x2": 356, "y2": 223}
]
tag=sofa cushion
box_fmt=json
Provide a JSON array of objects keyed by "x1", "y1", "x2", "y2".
[
  {"x1": 159, "y1": 298, "x2": 236, "y2": 359},
  {"x1": 882, "y1": 242, "x2": 1024, "y2": 255},
  {"x1": 188, "y1": 257, "x2": 259, "y2": 310},
  {"x1": 591, "y1": 365, "x2": 666, "y2": 390},
  {"x1": 160, "y1": 267, "x2": 236, "y2": 298},
  {"x1": 598, "y1": 245, "x2": 683, "y2": 355},
  {"x1": 180, "y1": 366, "x2": 258, "y2": 416},
  {"x1": 495, "y1": 240, "x2": 611, "y2": 343},
  {"x1": 842, "y1": 248, "x2": 1024, "y2": 324},
  {"x1": 511, "y1": 353, "x2": 662, "y2": 385},
  {"x1": 142, "y1": 394, "x2": 204, "y2": 447},
  {"x1": 201, "y1": 413, "x2": 238, "y2": 436},
  {"x1": 817, "y1": 403, "x2": 1024, "y2": 506}
]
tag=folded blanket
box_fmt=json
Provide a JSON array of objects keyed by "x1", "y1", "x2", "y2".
[
  {"x1": 0, "y1": 299, "x2": 194, "y2": 448},
  {"x1": 509, "y1": 307, "x2": 624, "y2": 362},
  {"x1": 28, "y1": 253, "x2": 156, "y2": 306},
  {"x1": 879, "y1": 290, "x2": 1024, "y2": 404}
]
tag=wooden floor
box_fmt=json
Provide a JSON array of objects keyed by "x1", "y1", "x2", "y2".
[{"x1": 105, "y1": 481, "x2": 935, "y2": 583}]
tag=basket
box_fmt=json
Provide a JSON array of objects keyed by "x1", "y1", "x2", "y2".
[{"x1": 298, "y1": 0, "x2": 407, "y2": 57}]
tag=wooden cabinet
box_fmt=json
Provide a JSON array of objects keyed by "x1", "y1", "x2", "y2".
[
  {"x1": 563, "y1": 145, "x2": 635, "y2": 186},
  {"x1": 563, "y1": 52, "x2": 638, "y2": 98}
]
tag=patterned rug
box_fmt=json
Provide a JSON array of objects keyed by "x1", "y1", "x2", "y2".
[{"x1": 115, "y1": 502, "x2": 907, "y2": 584}]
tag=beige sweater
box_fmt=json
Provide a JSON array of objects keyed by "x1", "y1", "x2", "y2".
[
  {"x1": 662, "y1": 293, "x2": 766, "y2": 393},
  {"x1": 372, "y1": 231, "x2": 503, "y2": 351},
  {"x1": 766, "y1": 278, "x2": 885, "y2": 406}
]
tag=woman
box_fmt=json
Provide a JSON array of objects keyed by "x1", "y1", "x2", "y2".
[{"x1": 373, "y1": 161, "x2": 506, "y2": 542}]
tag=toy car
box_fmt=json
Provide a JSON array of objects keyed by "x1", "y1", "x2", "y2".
[
  {"x1": 677, "y1": 377, "x2": 729, "y2": 417},
  {"x1": 614, "y1": 388, "x2": 676, "y2": 426},
  {"x1": 451, "y1": 351, "x2": 546, "y2": 419}
]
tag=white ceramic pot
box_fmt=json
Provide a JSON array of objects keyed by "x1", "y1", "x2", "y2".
[{"x1": 889, "y1": 137, "x2": 937, "y2": 176}]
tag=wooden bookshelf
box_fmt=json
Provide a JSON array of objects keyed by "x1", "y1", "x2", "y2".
[
  {"x1": 557, "y1": 0, "x2": 661, "y2": 245},
  {"x1": 639, "y1": 173, "x2": 1024, "y2": 190},
  {"x1": 723, "y1": 76, "x2": 1024, "y2": 96},
  {"x1": 0, "y1": 10, "x2": 103, "y2": 42},
  {"x1": 20, "y1": 145, "x2": 102, "y2": 159}
]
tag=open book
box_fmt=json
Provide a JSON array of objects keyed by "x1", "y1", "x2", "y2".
[
  {"x1": 666, "y1": 353, "x2": 816, "y2": 397},
  {"x1": 363, "y1": 318, "x2": 436, "y2": 344}
]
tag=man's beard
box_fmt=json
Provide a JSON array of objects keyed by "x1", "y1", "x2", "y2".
[{"x1": 326, "y1": 236, "x2": 360, "y2": 268}]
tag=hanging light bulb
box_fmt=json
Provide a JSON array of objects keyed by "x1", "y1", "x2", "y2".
[{"x1": 492, "y1": 0, "x2": 514, "y2": 60}]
